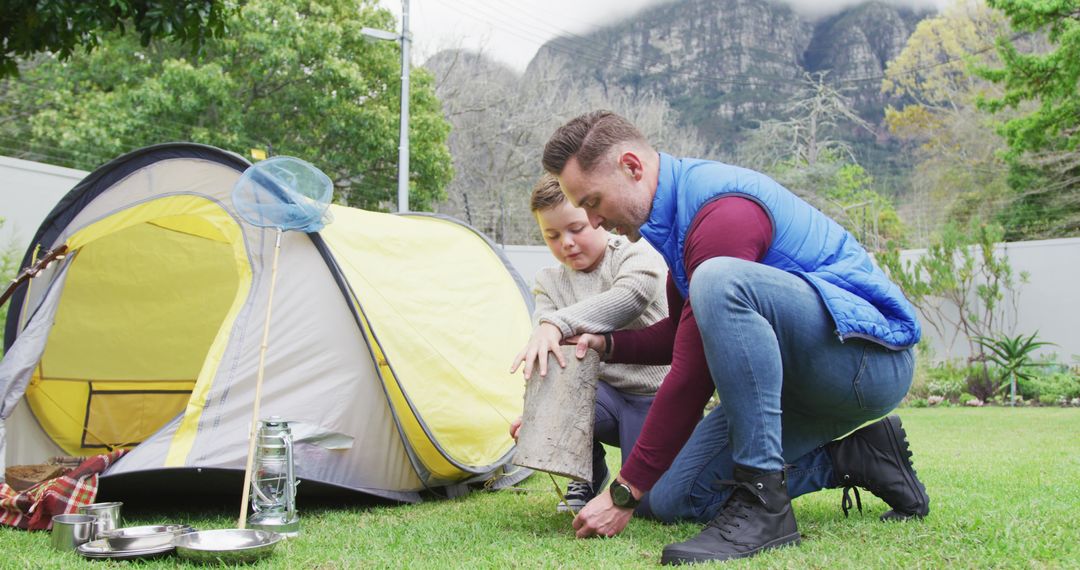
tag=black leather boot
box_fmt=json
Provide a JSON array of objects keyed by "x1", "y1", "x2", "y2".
[
  {"x1": 826, "y1": 414, "x2": 930, "y2": 521},
  {"x1": 660, "y1": 466, "x2": 801, "y2": 565}
]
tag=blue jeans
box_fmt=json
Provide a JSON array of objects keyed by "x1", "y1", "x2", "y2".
[
  {"x1": 592, "y1": 381, "x2": 654, "y2": 489},
  {"x1": 644, "y1": 258, "x2": 914, "y2": 523}
]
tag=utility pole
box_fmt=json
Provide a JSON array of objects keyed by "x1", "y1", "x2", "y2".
[
  {"x1": 397, "y1": 0, "x2": 410, "y2": 214},
  {"x1": 362, "y1": 0, "x2": 411, "y2": 213}
]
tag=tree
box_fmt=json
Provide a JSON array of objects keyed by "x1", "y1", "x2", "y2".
[
  {"x1": 0, "y1": 0, "x2": 239, "y2": 78},
  {"x1": 0, "y1": 0, "x2": 452, "y2": 211},
  {"x1": 975, "y1": 0, "x2": 1080, "y2": 238},
  {"x1": 882, "y1": 1, "x2": 1016, "y2": 243},
  {"x1": 426, "y1": 49, "x2": 542, "y2": 243},
  {"x1": 427, "y1": 49, "x2": 709, "y2": 244},
  {"x1": 777, "y1": 72, "x2": 874, "y2": 168},
  {"x1": 739, "y1": 73, "x2": 905, "y2": 249},
  {"x1": 878, "y1": 220, "x2": 1027, "y2": 360}
]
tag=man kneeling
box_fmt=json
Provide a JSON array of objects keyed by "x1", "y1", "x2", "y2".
[{"x1": 542, "y1": 110, "x2": 929, "y2": 565}]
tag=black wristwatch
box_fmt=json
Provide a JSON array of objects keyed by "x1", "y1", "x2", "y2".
[{"x1": 609, "y1": 480, "x2": 640, "y2": 509}]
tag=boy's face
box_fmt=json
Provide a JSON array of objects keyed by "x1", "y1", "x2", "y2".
[{"x1": 536, "y1": 200, "x2": 609, "y2": 273}]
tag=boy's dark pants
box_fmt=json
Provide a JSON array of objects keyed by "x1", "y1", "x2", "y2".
[{"x1": 592, "y1": 381, "x2": 654, "y2": 489}]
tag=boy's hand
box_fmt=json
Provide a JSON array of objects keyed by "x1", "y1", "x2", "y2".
[
  {"x1": 565, "y1": 333, "x2": 607, "y2": 360},
  {"x1": 509, "y1": 322, "x2": 566, "y2": 378},
  {"x1": 509, "y1": 416, "x2": 522, "y2": 441}
]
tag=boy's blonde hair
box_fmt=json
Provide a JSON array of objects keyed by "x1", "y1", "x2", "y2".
[{"x1": 530, "y1": 173, "x2": 566, "y2": 213}]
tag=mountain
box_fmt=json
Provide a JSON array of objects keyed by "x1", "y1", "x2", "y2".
[
  {"x1": 525, "y1": 0, "x2": 932, "y2": 153},
  {"x1": 422, "y1": 0, "x2": 936, "y2": 243}
]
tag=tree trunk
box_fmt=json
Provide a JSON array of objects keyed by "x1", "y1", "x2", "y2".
[{"x1": 512, "y1": 347, "x2": 600, "y2": 482}]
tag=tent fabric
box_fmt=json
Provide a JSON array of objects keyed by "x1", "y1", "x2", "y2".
[
  {"x1": 322, "y1": 208, "x2": 532, "y2": 482},
  {"x1": 4, "y1": 144, "x2": 251, "y2": 353},
  {"x1": 0, "y1": 144, "x2": 532, "y2": 502},
  {"x1": 0, "y1": 263, "x2": 73, "y2": 418}
]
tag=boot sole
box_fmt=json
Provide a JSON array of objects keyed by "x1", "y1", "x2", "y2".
[
  {"x1": 879, "y1": 415, "x2": 930, "y2": 520},
  {"x1": 660, "y1": 533, "x2": 801, "y2": 565}
]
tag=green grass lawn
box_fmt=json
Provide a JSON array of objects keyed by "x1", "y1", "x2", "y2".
[{"x1": 2, "y1": 408, "x2": 1078, "y2": 568}]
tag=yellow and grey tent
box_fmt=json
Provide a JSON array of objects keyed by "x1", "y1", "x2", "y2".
[{"x1": 0, "y1": 144, "x2": 532, "y2": 501}]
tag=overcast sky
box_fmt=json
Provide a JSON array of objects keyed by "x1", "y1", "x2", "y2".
[{"x1": 379, "y1": 0, "x2": 949, "y2": 72}]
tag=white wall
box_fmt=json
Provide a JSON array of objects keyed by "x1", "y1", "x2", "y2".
[
  {"x1": 498, "y1": 244, "x2": 556, "y2": 289},
  {"x1": 0, "y1": 156, "x2": 88, "y2": 254},
  {"x1": 897, "y1": 237, "x2": 1080, "y2": 362}
]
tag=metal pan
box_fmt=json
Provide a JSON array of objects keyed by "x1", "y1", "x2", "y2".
[{"x1": 173, "y1": 529, "x2": 282, "y2": 564}]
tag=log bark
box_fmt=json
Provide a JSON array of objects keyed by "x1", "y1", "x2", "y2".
[{"x1": 512, "y1": 346, "x2": 599, "y2": 482}]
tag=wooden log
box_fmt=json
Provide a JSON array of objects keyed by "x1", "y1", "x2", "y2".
[{"x1": 512, "y1": 346, "x2": 600, "y2": 482}]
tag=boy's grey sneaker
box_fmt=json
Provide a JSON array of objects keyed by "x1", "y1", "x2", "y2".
[
  {"x1": 556, "y1": 480, "x2": 597, "y2": 513},
  {"x1": 556, "y1": 469, "x2": 610, "y2": 513}
]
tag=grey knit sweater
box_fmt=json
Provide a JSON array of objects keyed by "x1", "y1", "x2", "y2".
[{"x1": 533, "y1": 236, "x2": 670, "y2": 395}]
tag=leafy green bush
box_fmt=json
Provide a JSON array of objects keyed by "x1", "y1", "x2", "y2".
[
  {"x1": 912, "y1": 356, "x2": 999, "y2": 402},
  {"x1": 959, "y1": 393, "x2": 980, "y2": 406},
  {"x1": 0, "y1": 218, "x2": 22, "y2": 357},
  {"x1": 906, "y1": 398, "x2": 929, "y2": 408},
  {"x1": 909, "y1": 347, "x2": 934, "y2": 399},
  {"x1": 1038, "y1": 394, "x2": 1062, "y2": 406},
  {"x1": 1024, "y1": 372, "x2": 1080, "y2": 403},
  {"x1": 925, "y1": 360, "x2": 969, "y2": 401}
]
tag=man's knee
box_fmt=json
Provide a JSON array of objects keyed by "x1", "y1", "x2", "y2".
[{"x1": 689, "y1": 257, "x2": 755, "y2": 324}]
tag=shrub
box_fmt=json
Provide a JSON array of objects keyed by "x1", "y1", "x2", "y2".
[
  {"x1": 879, "y1": 220, "x2": 1027, "y2": 360},
  {"x1": 0, "y1": 218, "x2": 20, "y2": 356},
  {"x1": 975, "y1": 331, "x2": 1055, "y2": 406},
  {"x1": 925, "y1": 361, "x2": 969, "y2": 401},
  {"x1": 907, "y1": 398, "x2": 929, "y2": 408},
  {"x1": 1038, "y1": 394, "x2": 1062, "y2": 406},
  {"x1": 959, "y1": 393, "x2": 982, "y2": 406},
  {"x1": 1026, "y1": 372, "x2": 1080, "y2": 402},
  {"x1": 965, "y1": 364, "x2": 998, "y2": 401}
]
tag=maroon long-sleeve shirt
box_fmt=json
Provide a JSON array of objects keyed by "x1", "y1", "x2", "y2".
[{"x1": 612, "y1": 196, "x2": 773, "y2": 491}]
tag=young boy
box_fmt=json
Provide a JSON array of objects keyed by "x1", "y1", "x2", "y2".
[{"x1": 510, "y1": 173, "x2": 669, "y2": 513}]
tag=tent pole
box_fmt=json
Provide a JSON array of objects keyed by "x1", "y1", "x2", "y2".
[{"x1": 238, "y1": 229, "x2": 283, "y2": 529}]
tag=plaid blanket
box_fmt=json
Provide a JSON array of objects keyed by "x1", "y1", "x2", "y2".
[{"x1": 0, "y1": 450, "x2": 127, "y2": 530}]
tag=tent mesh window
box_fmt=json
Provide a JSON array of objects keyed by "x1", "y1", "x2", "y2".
[{"x1": 81, "y1": 383, "x2": 192, "y2": 449}]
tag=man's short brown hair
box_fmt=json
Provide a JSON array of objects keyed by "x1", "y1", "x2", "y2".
[
  {"x1": 542, "y1": 110, "x2": 646, "y2": 175},
  {"x1": 530, "y1": 173, "x2": 565, "y2": 213}
]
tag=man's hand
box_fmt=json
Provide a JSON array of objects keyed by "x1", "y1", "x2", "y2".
[
  {"x1": 565, "y1": 333, "x2": 607, "y2": 360},
  {"x1": 509, "y1": 416, "x2": 522, "y2": 441},
  {"x1": 572, "y1": 489, "x2": 633, "y2": 538},
  {"x1": 510, "y1": 322, "x2": 566, "y2": 378}
]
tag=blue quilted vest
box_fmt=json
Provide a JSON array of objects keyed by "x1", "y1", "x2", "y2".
[{"x1": 639, "y1": 153, "x2": 921, "y2": 349}]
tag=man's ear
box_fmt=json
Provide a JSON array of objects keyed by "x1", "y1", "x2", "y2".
[{"x1": 620, "y1": 151, "x2": 644, "y2": 181}]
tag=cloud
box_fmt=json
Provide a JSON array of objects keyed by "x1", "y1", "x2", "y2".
[{"x1": 774, "y1": 0, "x2": 948, "y2": 20}]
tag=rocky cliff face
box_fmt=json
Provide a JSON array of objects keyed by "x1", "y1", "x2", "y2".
[
  {"x1": 804, "y1": 2, "x2": 928, "y2": 109},
  {"x1": 526, "y1": 0, "x2": 931, "y2": 148}
]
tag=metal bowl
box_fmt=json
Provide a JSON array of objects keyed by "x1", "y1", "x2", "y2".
[
  {"x1": 99, "y1": 524, "x2": 193, "y2": 551},
  {"x1": 173, "y1": 529, "x2": 282, "y2": 564}
]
